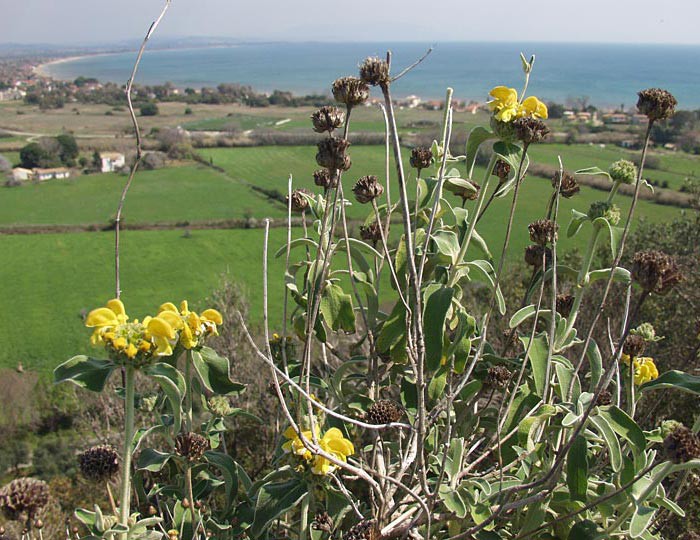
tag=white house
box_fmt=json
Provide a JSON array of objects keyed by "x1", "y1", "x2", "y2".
[
  {"x1": 100, "y1": 152, "x2": 126, "y2": 173},
  {"x1": 12, "y1": 167, "x2": 33, "y2": 182},
  {"x1": 34, "y1": 167, "x2": 70, "y2": 181}
]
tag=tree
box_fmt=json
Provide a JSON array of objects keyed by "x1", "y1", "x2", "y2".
[
  {"x1": 19, "y1": 142, "x2": 58, "y2": 169},
  {"x1": 56, "y1": 134, "x2": 79, "y2": 166},
  {"x1": 139, "y1": 102, "x2": 159, "y2": 117},
  {"x1": 546, "y1": 102, "x2": 565, "y2": 119}
]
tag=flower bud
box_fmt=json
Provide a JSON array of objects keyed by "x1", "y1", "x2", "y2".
[
  {"x1": 353, "y1": 175, "x2": 384, "y2": 204},
  {"x1": 311, "y1": 106, "x2": 345, "y2": 134},
  {"x1": 359, "y1": 57, "x2": 390, "y2": 86},
  {"x1": 316, "y1": 137, "x2": 351, "y2": 172},
  {"x1": 332, "y1": 77, "x2": 369, "y2": 108},
  {"x1": 609, "y1": 159, "x2": 638, "y2": 185},
  {"x1": 637, "y1": 88, "x2": 677, "y2": 122},
  {"x1": 631, "y1": 322, "x2": 658, "y2": 342},
  {"x1": 588, "y1": 201, "x2": 621, "y2": 226},
  {"x1": 409, "y1": 146, "x2": 433, "y2": 171},
  {"x1": 552, "y1": 171, "x2": 580, "y2": 198}
]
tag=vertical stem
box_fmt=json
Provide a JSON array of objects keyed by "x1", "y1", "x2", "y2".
[
  {"x1": 185, "y1": 350, "x2": 193, "y2": 432},
  {"x1": 185, "y1": 466, "x2": 197, "y2": 535},
  {"x1": 299, "y1": 492, "x2": 310, "y2": 540},
  {"x1": 119, "y1": 365, "x2": 136, "y2": 539}
]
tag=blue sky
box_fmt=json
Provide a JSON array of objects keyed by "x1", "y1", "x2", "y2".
[{"x1": 2, "y1": 0, "x2": 699, "y2": 45}]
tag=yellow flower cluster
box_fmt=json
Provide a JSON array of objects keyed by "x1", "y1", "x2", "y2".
[
  {"x1": 86, "y1": 299, "x2": 178, "y2": 365},
  {"x1": 157, "y1": 300, "x2": 223, "y2": 350},
  {"x1": 282, "y1": 426, "x2": 354, "y2": 475},
  {"x1": 488, "y1": 86, "x2": 548, "y2": 123},
  {"x1": 621, "y1": 354, "x2": 659, "y2": 386},
  {"x1": 85, "y1": 298, "x2": 223, "y2": 365}
]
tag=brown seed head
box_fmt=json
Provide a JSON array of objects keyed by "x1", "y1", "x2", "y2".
[
  {"x1": 332, "y1": 77, "x2": 370, "y2": 108},
  {"x1": 409, "y1": 146, "x2": 433, "y2": 171},
  {"x1": 524, "y1": 245, "x2": 552, "y2": 269},
  {"x1": 287, "y1": 188, "x2": 312, "y2": 213},
  {"x1": 486, "y1": 366, "x2": 512, "y2": 389},
  {"x1": 528, "y1": 219, "x2": 558, "y2": 246},
  {"x1": 0, "y1": 478, "x2": 50, "y2": 521},
  {"x1": 316, "y1": 136, "x2": 351, "y2": 172},
  {"x1": 175, "y1": 432, "x2": 210, "y2": 462},
  {"x1": 663, "y1": 425, "x2": 700, "y2": 464},
  {"x1": 365, "y1": 400, "x2": 404, "y2": 425},
  {"x1": 555, "y1": 294, "x2": 575, "y2": 318},
  {"x1": 679, "y1": 532, "x2": 700, "y2": 540},
  {"x1": 311, "y1": 106, "x2": 345, "y2": 133},
  {"x1": 596, "y1": 389, "x2": 613, "y2": 407},
  {"x1": 552, "y1": 171, "x2": 580, "y2": 198},
  {"x1": 631, "y1": 250, "x2": 683, "y2": 295},
  {"x1": 360, "y1": 221, "x2": 382, "y2": 247},
  {"x1": 637, "y1": 88, "x2": 677, "y2": 122},
  {"x1": 312, "y1": 512, "x2": 334, "y2": 533},
  {"x1": 493, "y1": 159, "x2": 512, "y2": 181},
  {"x1": 353, "y1": 175, "x2": 384, "y2": 204},
  {"x1": 78, "y1": 445, "x2": 120, "y2": 482},
  {"x1": 359, "y1": 57, "x2": 390, "y2": 86},
  {"x1": 313, "y1": 169, "x2": 338, "y2": 191},
  {"x1": 623, "y1": 334, "x2": 647, "y2": 359},
  {"x1": 512, "y1": 117, "x2": 550, "y2": 145},
  {"x1": 343, "y1": 520, "x2": 378, "y2": 540}
]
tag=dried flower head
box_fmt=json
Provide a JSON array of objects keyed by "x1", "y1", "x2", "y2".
[
  {"x1": 588, "y1": 201, "x2": 621, "y2": 226},
  {"x1": 78, "y1": 445, "x2": 120, "y2": 482},
  {"x1": 637, "y1": 88, "x2": 677, "y2": 122},
  {"x1": 555, "y1": 294, "x2": 575, "y2": 318},
  {"x1": 409, "y1": 146, "x2": 433, "y2": 171},
  {"x1": 343, "y1": 520, "x2": 378, "y2": 540},
  {"x1": 175, "y1": 432, "x2": 210, "y2": 462},
  {"x1": 332, "y1": 77, "x2": 370, "y2": 108},
  {"x1": 353, "y1": 175, "x2": 384, "y2": 204},
  {"x1": 287, "y1": 188, "x2": 312, "y2": 213},
  {"x1": 663, "y1": 425, "x2": 700, "y2": 464},
  {"x1": 623, "y1": 334, "x2": 646, "y2": 359},
  {"x1": 364, "y1": 400, "x2": 404, "y2": 425},
  {"x1": 0, "y1": 478, "x2": 50, "y2": 521},
  {"x1": 512, "y1": 117, "x2": 550, "y2": 145},
  {"x1": 528, "y1": 219, "x2": 558, "y2": 246},
  {"x1": 524, "y1": 245, "x2": 552, "y2": 268},
  {"x1": 360, "y1": 221, "x2": 382, "y2": 247},
  {"x1": 552, "y1": 171, "x2": 580, "y2": 198},
  {"x1": 609, "y1": 159, "x2": 638, "y2": 185},
  {"x1": 316, "y1": 137, "x2": 351, "y2": 172},
  {"x1": 312, "y1": 512, "x2": 334, "y2": 533},
  {"x1": 493, "y1": 159, "x2": 512, "y2": 181},
  {"x1": 313, "y1": 169, "x2": 338, "y2": 191},
  {"x1": 486, "y1": 365, "x2": 512, "y2": 389},
  {"x1": 359, "y1": 57, "x2": 390, "y2": 86},
  {"x1": 631, "y1": 250, "x2": 683, "y2": 295},
  {"x1": 596, "y1": 389, "x2": 613, "y2": 407},
  {"x1": 311, "y1": 106, "x2": 345, "y2": 133}
]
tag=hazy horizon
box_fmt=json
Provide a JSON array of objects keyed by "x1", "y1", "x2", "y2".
[{"x1": 2, "y1": 0, "x2": 700, "y2": 46}]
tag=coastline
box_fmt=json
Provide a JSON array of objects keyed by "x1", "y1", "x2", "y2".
[{"x1": 34, "y1": 51, "x2": 127, "y2": 79}]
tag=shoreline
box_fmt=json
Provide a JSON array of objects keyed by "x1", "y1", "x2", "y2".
[{"x1": 34, "y1": 50, "x2": 129, "y2": 79}]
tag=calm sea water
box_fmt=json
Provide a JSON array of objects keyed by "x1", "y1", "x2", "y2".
[{"x1": 43, "y1": 42, "x2": 700, "y2": 108}]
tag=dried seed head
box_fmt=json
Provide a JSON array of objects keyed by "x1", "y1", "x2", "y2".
[
  {"x1": 360, "y1": 221, "x2": 382, "y2": 247},
  {"x1": 555, "y1": 294, "x2": 575, "y2": 318},
  {"x1": 364, "y1": 400, "x2": 404, "y2": 425},
  {"x1": 78, "y1": 445, "x2": 120, "y2": 482},
  {"x1": 596, "y1": 389, "x2": 613, "y2": 407},
  {"x1": 311, "y1": 106, "x2": 345, "y2": 134},
  {"x1": 313, "y1": 169, "x2": 338, "y2": 191},
  {"x1": 287, "y1": 188, "x2": 312, "y2": 213},
  {"x1": 609, "y1": 159, "x2": 638, "y2": 185},
  {"x1": 353, "y1": 175, "x2": 384, "y2": 204},
  {"x1": 312, "y1": 512, "x2": 334, "y2": 533},
  {"x1": 175, "y1": 432, "x2": 210, "y2": 462},
  {"x1": 588, "y1": 201, "x2": 621, "y2": 225},
  {"x1": 359, "y1": 57, "x2": 390, "y2": 86},
  {"x1": 663, "y1": 425, "x2": 700, "y2": 464},
  {"x1": 493, "y1": 159, "x2": 512, "y2": 181},
  {"x1": 524, "y1": 245, "x2": 552, "y2": 268},
  {"x1": 623, "y1": 334, "x2": 646, "y2": 359},
  {"x1": 409, "y1": 146, "x2": 433, "y2": 171},
  {"x1": 552, "y1": 171, "x2": 580, "y2": 198},
  {"x1": 332, "y1": 77, "x2": 370, "y2": 108},
  {"x1": 528, "y1": 219, "x2": 558, "y2": 246},
  {"x1": 486, "y1": 366, "x2": 512, "y2": 389},
  {"x1": 512, "y1": 117, "x2": 550, "y2": 145},
  {"x1": 637, "y1": 88, "x2": 677, "y2": 122},
  {"x1": 0, "y1": 478, "x2": 50, "y2": 521},
  {"x1": 316, "y1": 137, "x2": 351, "y2": 172},
  {"x1": 631, "y1": 250, "x2": 683, "y2": 295},
  {"x1": 343, "y1": 520, "x2": 378, "y2": 540}
]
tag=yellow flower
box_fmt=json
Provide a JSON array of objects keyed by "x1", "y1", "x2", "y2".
[
  {"x1": 488, "y1": 86, "x2": 520, "y2": 122},
  {"x1": 158, "y1": 300, "x2": 223, "y2": 350},
  {"x1": 311, "y1": 428, "x2": 355, "y2": 476},
  {"x1": 518, "y1": 96, "x2": 548, "y2": 119},
  {"x1": 621, "y1": 354, "x2": 659, "y2": 386},
  {"x1": 282, "y1": 425, "x2": 317, "y2": 461}
]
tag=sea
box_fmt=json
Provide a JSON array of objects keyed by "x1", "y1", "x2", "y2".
[{"x1": 41, "y1": 42, "x2": 700, "y2": 109}]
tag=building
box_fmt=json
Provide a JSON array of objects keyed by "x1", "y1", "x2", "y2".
[
  {"x1": 100, "y1": 152, "x2": 126, "y2": 173},
  {"x1": 11, "y1": 167, "x2": 33, "y2": 182},
  {"x1": 33, "y1": 167, "x2": 70, "y2": 181}
]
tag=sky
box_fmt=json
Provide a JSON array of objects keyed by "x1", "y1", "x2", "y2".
[{"x1": 2, "y1": 0, "x2": 700, "y2": 45}]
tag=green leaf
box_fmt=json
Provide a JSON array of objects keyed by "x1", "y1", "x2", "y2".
[
  {"x1": 587, "y1": 267, "x2": 631, "y2": 284},
  {"x1": 640, "y1": 370, "x2": 700, "y2": 395},
  {"x1": 590, "y1": 414, "x2": 622, "y2": 472},
  {"x1": 567, "y1": 209, "x2": 589, "y2": 238},
  {"x1": 428, "y1": 365, "x2": 449, "y2": 402},
  {"x1": 567, "y1": 519, "x2": 599, "y2": 540},
  {"x1": 432, "y1": 230, "x2": 461, "y2": 264},
  {"x1": 465, "y1": 126, "x2": 495, "y2": 178},
  {"x1": 629, "y1": 505, "x2": 656, "y2": 538},
  {"x1": 465, "y1": 260, "x2": 506, "y2": 315},
  {"x1": 586, "y1": 340, "x2": 603, "y2": 391},
  {"x1": 137, "y1": 449, "x2": 173, "y2": 472},
  {"x1": 598, "y1": 406, "x2": 646, "y2": 455},
  {"x1": 424, "y1": 286, "x2": 454, "y2": 371},
  {"x1": 54, "y1": 356, "x2": 115, "y2": 392},
  {"x1": 143, "y1": 362, "x2": 186, "y2": 433},
  {"x1": 438, "y1": 484, "x2": 467, "y2": 518},
  {"x1": 251, "y1": 480, "x2": 308, "y2": 538},
  {"x1": 274, "y1": 238, "x2": 318, "y2": 258},
  {"x1": 320, "y1": 283, "x2": 356, "y2": 333},
  {"x1": 520, "y1": 335, "x2": 549, "y2": 397},
  {"x1": 509, "y1": 304, "x2": 537, "y2": 329},
  {"x1": 567, "y1": 435, "x2": 588, "y2": 502},
  {"x1": 574, "y1": 166, "x2": 612, "y2": 180},
  {"x1": 193, "y1": 347, "x2": 245, "y2": 395},
  {"x1": 205, "y1": 451, "x2": 239, "y2": 515}
]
